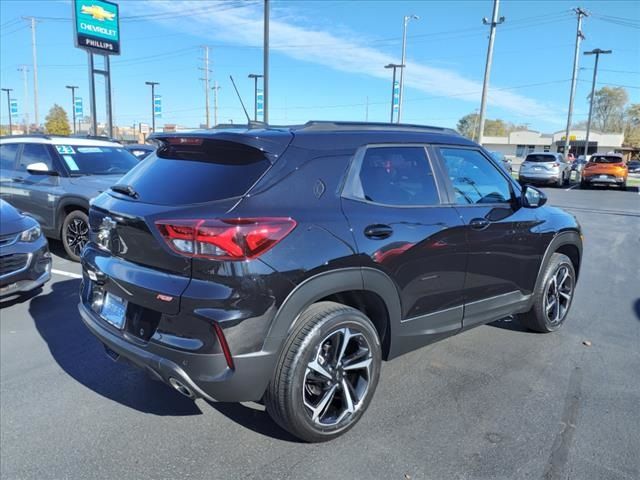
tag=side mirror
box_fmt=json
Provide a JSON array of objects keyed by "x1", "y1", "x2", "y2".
[
  {"x1": 26, "y1": 162, "x2": 58, "y2": 176},
  {"x1": 521, "y1": 185, "x2": 547, "y2": 208}
]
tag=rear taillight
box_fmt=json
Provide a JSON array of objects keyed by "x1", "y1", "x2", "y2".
[
  {"x1": 155, "y1": 218, "x2": 296, "y2": 260},
  {"x1": 553, "y1": 162, "x2": 560, "y2": 167}
]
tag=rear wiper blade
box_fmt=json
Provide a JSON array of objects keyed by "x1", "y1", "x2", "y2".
[{"x1": 110, "y1": 184, "x2": 139, "y2": 199}]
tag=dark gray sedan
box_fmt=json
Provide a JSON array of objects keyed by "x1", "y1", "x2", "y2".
[{"x1": 0, "y1": 200, "x2": 51, "y2": 298}]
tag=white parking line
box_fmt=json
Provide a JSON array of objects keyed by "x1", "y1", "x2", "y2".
[
  {"x1": 51, "y1": 269, "x2": 83, "y2": 279},
  {"x1": 565, "y1": 184, "x2": 579, "y2": 191}
]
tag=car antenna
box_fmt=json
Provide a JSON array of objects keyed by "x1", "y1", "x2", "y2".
[{"x1": 229, "y1": 75, "x2": 253, "y2": 126}]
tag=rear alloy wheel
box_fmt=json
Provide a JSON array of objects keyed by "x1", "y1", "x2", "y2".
[
  {"x1": 62, "y1": 210, "x2": 89, "y2": 262},
  {"x1": 520, "y1": 253, "x2": 575, "y2": 333},
  {"x1": 265, "y1": 302, "x2": 381, "y2": 442}
]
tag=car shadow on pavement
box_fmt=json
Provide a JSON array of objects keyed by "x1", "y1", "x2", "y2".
[
  {"x1": 488, "y1": 315, "x2": 531, "y2": 333},
  {"x1": 0, "y1": 287, "x2": 43, "y2": 309},
  {"x1": 634, "y1": 299, "x2": 640, "y2": 321},
  {"x1": 48, "y1": 239, "x2": 72, "y2": 261},
  {"x1": 30, "y1": 279, "x2": 202, "y2": 416},
  {"x1": 205, "y1": 401, "x2": 300, "y2": 442}
]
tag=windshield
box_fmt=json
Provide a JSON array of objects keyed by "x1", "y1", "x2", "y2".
[
  {"x1": 55, "y1": 145, "x2": 138, "y2": 175},
  {"x1": 525, "y1": 154, "x2": 556, "y2": 163},
  {"x1": 591, "y1": 155, "x2": 623, "y2": 164}
]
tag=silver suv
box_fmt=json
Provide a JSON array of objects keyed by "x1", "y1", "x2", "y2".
[{"x1": 518, "y1": 152, "x2": 571, "y2": 187}]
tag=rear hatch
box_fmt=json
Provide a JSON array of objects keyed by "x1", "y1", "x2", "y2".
[
  {"x1": 584, "y1": 155, "x2": 625, "y2": 175},
  {"x1": 521, "y1": 154, "x2": 559, "y2": 171},
  {"x1": 87, "y1": 132, "x2": 293, "y2": 313}
]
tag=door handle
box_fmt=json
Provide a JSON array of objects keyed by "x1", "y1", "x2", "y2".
[
  {"x1": 364, "y1": 224, "x2": 393, "y2": 240},
  {"x1": 469, "y1": 218, "x2": 490, "y2": 230}
]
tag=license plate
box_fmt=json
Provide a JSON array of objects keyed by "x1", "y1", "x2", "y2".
[
  {"x1": 599, "y1": 175, "x2": 607, "y2": 179},
  {"x1": 534, "y1": 167, "x2": 542, "y2": 171},
  {"x1": 101, "y1": 292, "x2": 127, "y2": 329}
]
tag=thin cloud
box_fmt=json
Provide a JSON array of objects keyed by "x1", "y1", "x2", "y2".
[{"x1": 128, "y1": 0, "x2": 556, "y2": 120}]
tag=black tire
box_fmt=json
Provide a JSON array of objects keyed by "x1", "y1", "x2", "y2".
[
  {"x1": 556, "y1": 174, "x2": 564, "y2": 188},
  {"x1": 265, "y1": 301, "x2": 382, "y2": 442},
  {"x1": 621, "y1": 181, "x2": 627, "y2": 191},
  {"x1": 580, "y1": 180, "x2": 589, "y2": 189},
  {"x1": 61, "y1": 210, "x2": 89, "y2": 262},
  {"x1": 519, "y1": 253, "x2": 576, "y2": 333}
]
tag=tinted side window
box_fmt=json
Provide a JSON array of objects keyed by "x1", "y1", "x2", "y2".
[
  {"x1": 0, "y1": 144, "x2": 19, "y2": 170},
  {"x1": 439, "y1": 148, "x2": 512, "y2": 205},
  {"x1": 18, "y1": 143, "x2": 53, "y2": 171},
  {"x1": 350, "y1": 146, "x2": 439, "y2": 206}
]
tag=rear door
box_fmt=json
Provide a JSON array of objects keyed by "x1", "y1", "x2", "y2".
[
  {"x1": 341, "y1": 145, "x2": 466, "y2": 352},
  {"x1": 435, "y1": 146, "x2": 544, "y2": 327}
]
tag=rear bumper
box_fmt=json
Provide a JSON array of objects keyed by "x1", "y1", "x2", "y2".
[
  {"x1": 78, "y1": 299, "x2": 282, "y2": 402},
  {"x1": 519, "y1": 174, "x2": 560, "y2": 184},
  {"x1": 582, "y1": 175, "x2": 626, "y2": 184}
]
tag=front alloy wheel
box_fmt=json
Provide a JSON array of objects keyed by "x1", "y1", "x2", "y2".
[
  {"x1": 62, "y1": 210, "x2": 89, "y2": 262},
  {"x1": 544, "y1": 264, "x2": 573, "y2": 326}
]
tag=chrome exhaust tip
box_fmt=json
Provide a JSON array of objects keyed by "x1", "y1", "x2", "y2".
[{"x1": 169, "y1": 377, "x2": 194, "y2": 399}]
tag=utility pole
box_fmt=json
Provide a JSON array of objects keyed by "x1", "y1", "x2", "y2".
[
  {"x1": 2, "y1": 88, "x2": 13, "y2": 135},
  {"x1": 18, "y1": 65, "x2": 29, "y2": 133},
  {"x1": 365, "y1": 96, "x2": 369, "y2": 122},
  {"x1": 398, "y1": 14, "x2": 419, "y2": 123},
  {"x1": 477, "y1": 0, "x2": 504, "y2": 145},
  {"x1": 66, "y1": 85, "x2": 78, "y2": 134},
  {"x1": 263, "y1": 0, "x2": 270, "y2": 124},
  {"x1": 248, "y1": 74, "x2": 263, "y2": 121},
  {"x1": 212, "y1": 81, "x2": 220, "y2": 127},
  {"x1": 385, "y1": 63, "x2": 404, "y2": 123},
  {"x1": 583, "y1": 48, "x2": 612, "y2": 157},
  {"x1": 200, "y1": 46, "x2": 211, "y2": 128},
  {"x1": 563, "y1": 7, "x2": 589, "y2": 156},
  {"x1": 145, "y1": 81, "x2": 159, "y2": 133},
  {"x1": 24, "y1": 17, "x2": 40, "y2": 129}
]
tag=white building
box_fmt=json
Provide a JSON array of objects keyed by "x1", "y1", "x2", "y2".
[{"x1": 483, "y1": 129, "x2": 624, "y2": 159}]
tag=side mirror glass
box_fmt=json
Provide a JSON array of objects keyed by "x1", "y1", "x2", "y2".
[
  {"x1": 26, "y1": 162, "x2": 57, "y2": 175},
  {"x1": 522, "y1": 185, "x2": 547, "y2": 208}
]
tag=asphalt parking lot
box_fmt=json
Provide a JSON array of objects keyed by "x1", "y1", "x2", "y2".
[{"x1": 1, "y1": 186, "x2": 639, "y2": 480}]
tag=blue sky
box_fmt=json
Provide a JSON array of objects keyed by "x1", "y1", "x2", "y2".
[{"x1": 1, "y1": 0, "x2": 638, "y2": 132}]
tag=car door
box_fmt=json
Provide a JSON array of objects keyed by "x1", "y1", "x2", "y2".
[
  {"x1": 0, "y1": 143, "x2": 21, "y2": 203},
  {"x1": 341, "y1": 145, "x2": 467, "y2": 353},
  {"x1": 435, "y1": 146, "x2": 544, "y2": 327},
  {"x1": 10, "y1": 143, "x2": 61, "y2": 231}
]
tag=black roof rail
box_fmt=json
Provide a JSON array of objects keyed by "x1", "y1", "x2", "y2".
[
  {"x1": 295, "y1": 121, "x2": 460, "y2": 135},
  {"x1": 0, "y1": 133, "x2": 51, "y2": 140}
]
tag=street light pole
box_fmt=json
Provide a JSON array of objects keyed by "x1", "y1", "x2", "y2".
[
  {"x1": 248, "y1": 73, "x2": 263, "y2": 121},
  {"x1": 145, "y1": 81, "x2": 159, "y2": 133},
  {"x1": 477, "y1": 0, "x2": 504, "y2": 145},
  {"x1": 398, "y1": 14, "x2": 419, "y2": 124},
  {"x1": 583, "y1": 48, "x2": 612, "y2": 157},
  {"x1": 263, "y1": 0, "x2": 270, "y2": 124},
  {"x1": 66, "y1": 85, "x2": 78, "y2": 134},
  {"x1": 385, "y1": 64, "x2": 404, "y2": 123},
  {"x1": 212, "y1": 81, "x2": 220, "y2": 127},
  {"x1": 2, "y1": 88, "x2": 13, "y2": 135}
]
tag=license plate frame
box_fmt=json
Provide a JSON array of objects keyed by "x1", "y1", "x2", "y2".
[{"x1": 101, "y1": 292, "x2": 127, "y2": 329}]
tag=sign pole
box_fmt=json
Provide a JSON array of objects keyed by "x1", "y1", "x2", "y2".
[
  {"x1": 104, "y1": 54, "x2": 113, "y2": 138},
  {"x1": 88, "y1": 51, "x2": 97, "y2": 135},
  {"x1": 1, "y1": 88, "x2": 13, "y2": 135}
]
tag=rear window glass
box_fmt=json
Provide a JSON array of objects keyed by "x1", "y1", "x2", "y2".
[
  {"x1": 591, "y1": 155, "x2": 622, "y2": 164},
  {"x1": 113, "y1": 140, "x2": 270, "y2": 205},
  {"x1": 525, "y1": 154, "x2": 556, "y2": 163}
]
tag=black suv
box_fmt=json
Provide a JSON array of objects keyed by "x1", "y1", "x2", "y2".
[{"x1": 78, "y1": 122, "x2": 582, "y2": 442}]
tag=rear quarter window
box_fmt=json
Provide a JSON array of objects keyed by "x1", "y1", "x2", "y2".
[
  {"x1": 0, "y1": 143, "x2": 19, "y2": 170},
  {"x1": 114, "y1": 139, "x2": 271, "y2": 205}
]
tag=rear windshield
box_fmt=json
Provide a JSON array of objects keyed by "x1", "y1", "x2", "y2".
[
  {"x1": 112, "y1": 139, "x2": 271, "y2": 205},
  {"x1": 55, "y1": 145, "x2": 138, "y2": 175},
  {"x1": 591, "y1": 155, "x2": 622, "y2": 164},
  {"x1": 525, "y1": 154, "x2": 556, "y2": 163}
]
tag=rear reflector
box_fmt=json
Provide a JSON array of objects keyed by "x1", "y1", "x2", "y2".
[
  {"x1": 213, "y1": 322, "x2": 234, "y2": 370},
  {"x1": 155, "y1": 217, "x2": 296, "y2": 260}
]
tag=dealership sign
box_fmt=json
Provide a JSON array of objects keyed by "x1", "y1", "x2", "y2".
[{"x1": 73, "y1": 0, "x2": 120, "y2": 55}]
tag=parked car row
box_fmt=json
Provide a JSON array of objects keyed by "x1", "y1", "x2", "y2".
[{"x1": 517, "y1": 151, "x2": 630, "y2": 190}]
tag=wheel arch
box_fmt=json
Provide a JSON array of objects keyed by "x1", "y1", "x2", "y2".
[
  {"x1": 536, "y1": 231, "x2": 583, "y2": 291},
  {"x1": 265, "y1": 267, "x2": 402, "y2": 360},
  {"x1": 56, "y1": 196, "x2": 90, "y2": 237}
]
